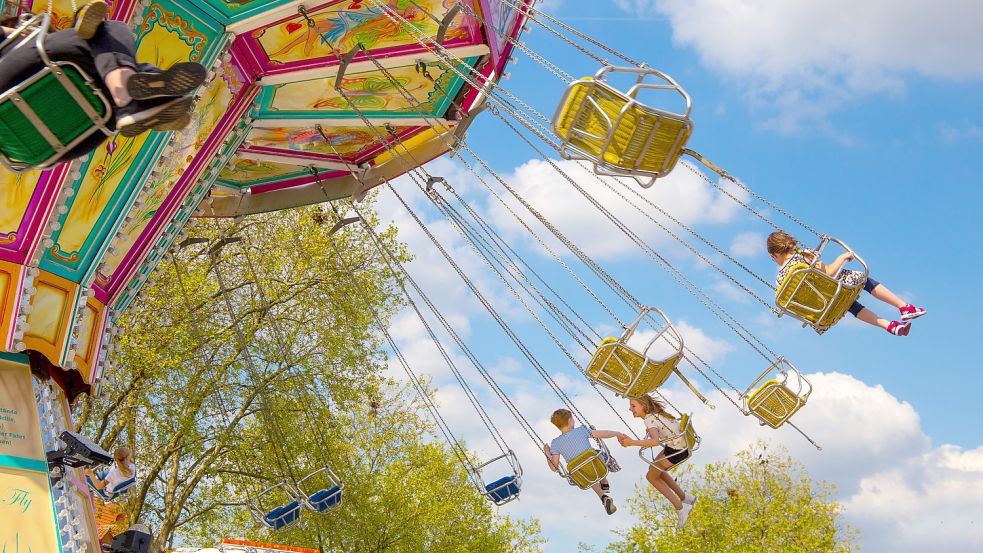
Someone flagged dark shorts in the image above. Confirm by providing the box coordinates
[662,446,690,466]
[848,276,880,316]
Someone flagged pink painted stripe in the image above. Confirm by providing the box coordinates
[249,169,347,195]
[0,164,69,265]
[95,84,261,303]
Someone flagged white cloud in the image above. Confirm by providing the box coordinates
[730,231,763,258]
[940,122,983,144]
[487,158,748,262]
[615,0,983,131]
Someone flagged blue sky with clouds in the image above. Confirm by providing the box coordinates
[370,0,983,550]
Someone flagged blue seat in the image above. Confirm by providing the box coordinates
[309,486,343,512]
[86,471,137,502]
[484,475,520,504]
[264,501,301,530]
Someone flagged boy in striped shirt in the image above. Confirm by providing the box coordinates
[543,408,624,515]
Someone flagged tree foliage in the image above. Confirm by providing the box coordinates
[75,201,542,552]
[604,442,858,553]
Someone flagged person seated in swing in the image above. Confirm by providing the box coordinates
[618,395,695,530]
[543,408,624,515]
[0,1,206,159]
[767,230,926,336]
[85,446,137,498]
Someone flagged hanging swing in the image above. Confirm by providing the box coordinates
[246,481,303,531]
[775,236,868,334]
[552,65,692,188]
[741,357,812,429]
[586,306,684,398]
[85,468,138,502]
[473,450,523,506]
[555,435,618,490]
[637,412,700,473]
[293,464,344,513]
[0,12,113,173]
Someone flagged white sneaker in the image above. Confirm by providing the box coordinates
[682,494,696,506]
[676,502,693,530]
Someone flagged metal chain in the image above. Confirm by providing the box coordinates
[499,0,644,68]
[351,203,546,450]
[612,174,776,290]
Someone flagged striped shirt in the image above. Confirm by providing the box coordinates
[549,426,592,464]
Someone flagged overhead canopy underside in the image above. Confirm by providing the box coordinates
[0,0,528,385]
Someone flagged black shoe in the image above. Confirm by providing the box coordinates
[74,1,108,40]
[126,62,207,100]
[601,494,617,515]
[116,95,193,137]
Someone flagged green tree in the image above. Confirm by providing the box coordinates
[604,442,858,553]
[75,201,541,551]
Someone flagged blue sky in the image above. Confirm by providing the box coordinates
[370,1,983,550]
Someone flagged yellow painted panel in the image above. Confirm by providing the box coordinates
[73,299,104,384]
[372,126,450,166]
[0,364,61,553]
[0,171,42,236]
[27,283,67,344]
[257,0,468,65]
[0,360,42,461]
[271,64,445,112]
[99,71,233,278]
[57,134,149,255]
[23,272,74,363]
[0,468,61,553]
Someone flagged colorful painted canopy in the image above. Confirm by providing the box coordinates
[0,0,528,394]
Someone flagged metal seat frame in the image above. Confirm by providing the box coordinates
[292,465,344,513]
[246,481,302,531]
[0,12,114,173]
[741,357,813,429]
[637,412,700,474]
[473,449,523,506]
[775,236,869,334]
[586,306,686,398]
[551,65,693,188]
[556,436,614,490]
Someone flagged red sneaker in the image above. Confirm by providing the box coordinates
[887,320,911,336]
[899,304,927,321]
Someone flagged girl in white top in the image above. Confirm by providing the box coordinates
[618,394,695,530]
[87,447,137,495]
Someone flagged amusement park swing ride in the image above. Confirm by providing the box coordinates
[0,0,874,550]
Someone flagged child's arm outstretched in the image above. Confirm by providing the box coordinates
[590,429,626,440]
[823,251,855,277]
[618,427,663,448]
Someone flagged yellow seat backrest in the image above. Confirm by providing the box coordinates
[776,263,864,332]
[678,414,699,452]
[746,380,804,428]
[586,338,679,397]
[566,449,608,490]
[555,78,692,177]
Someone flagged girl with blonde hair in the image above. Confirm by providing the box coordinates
[618,395,695,529]
[86,447,137,499]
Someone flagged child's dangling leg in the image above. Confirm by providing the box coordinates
[591,480,617,515]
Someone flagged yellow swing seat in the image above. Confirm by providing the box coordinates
[742,357,812,429]
[638,413,700,473]
[552,65,693,188]
[0,13,113,173]
[585,306,684,398]
[564,449,608,490]
[775,236,868,334]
